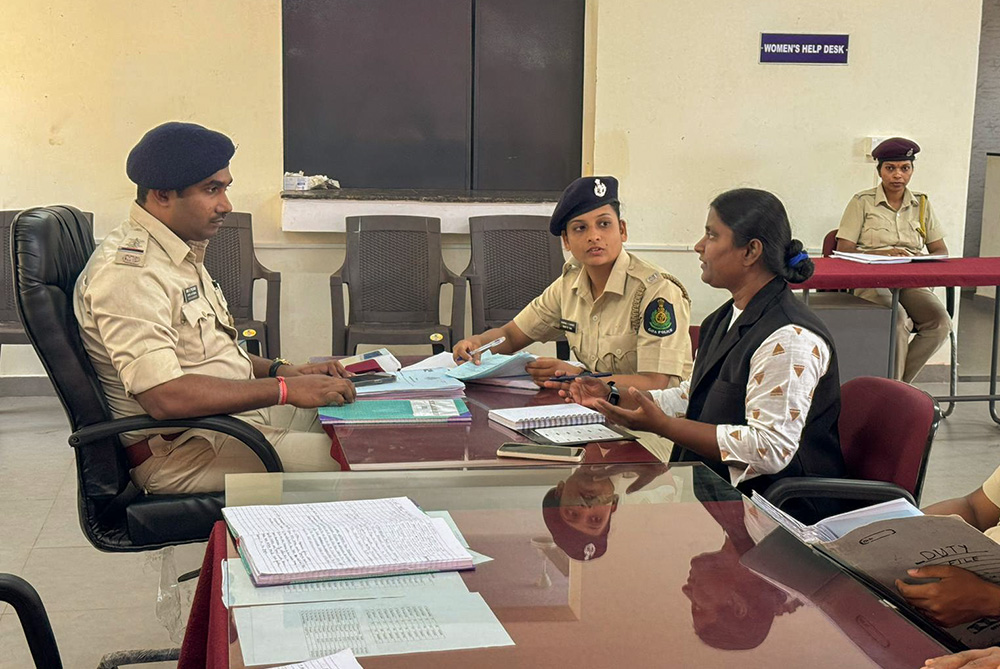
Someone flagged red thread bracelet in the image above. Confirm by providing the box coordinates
[276,376,288,405]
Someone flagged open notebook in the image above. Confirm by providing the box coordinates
[222,497,475,587]
[488,402,605,430]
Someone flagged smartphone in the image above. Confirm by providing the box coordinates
[496,442,586,463]
[351,372,396,387]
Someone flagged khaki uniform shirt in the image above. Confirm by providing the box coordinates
[979,465,1000,544]
[74,202,265,446]
[513,250,692,378]
[836,185,943,253]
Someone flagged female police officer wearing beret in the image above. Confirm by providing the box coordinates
[453,176,692,391]
[562,188,845,523]
[836,137,951,383]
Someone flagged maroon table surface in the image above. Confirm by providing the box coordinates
[326,374,659,470]
[179,464,952,669]
[795,256,1000,291]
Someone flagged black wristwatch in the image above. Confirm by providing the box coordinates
[606,381,621,406]
[268,357,292,378]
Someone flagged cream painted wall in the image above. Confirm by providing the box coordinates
[0,0,984,376]
[592,0,983,321]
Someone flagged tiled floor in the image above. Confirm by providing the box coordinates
[3,323,1000,666]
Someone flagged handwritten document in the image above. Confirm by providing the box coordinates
[235,592,514,666]
[222,498,474,586]
[826,515,1000,647]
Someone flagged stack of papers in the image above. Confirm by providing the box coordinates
[222,497,475,587]
[227,507,513,666]
[354,369,466,400]
[750,492,922,544]
[319,399,472,425]
[831,250,950,264]
[447,351,536,382]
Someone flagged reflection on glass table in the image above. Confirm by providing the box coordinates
[221,463,947,668]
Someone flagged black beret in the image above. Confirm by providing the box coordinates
[872,137,920,162]
[549,175,620,236]
[126,121,236,190]
[542,488,610,562]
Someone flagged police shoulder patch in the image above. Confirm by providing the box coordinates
[643,297,676,337]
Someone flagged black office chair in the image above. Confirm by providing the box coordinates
[1,210,56,360]
[0,574,62,668]
[203,212,281,357]
[463,215,570,360]
[11,206,283,551]
[330,215,465,355]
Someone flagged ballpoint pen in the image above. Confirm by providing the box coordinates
[548,372,613,382]
[467,336,506,358]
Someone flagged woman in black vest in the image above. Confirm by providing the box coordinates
[563,188,845,523]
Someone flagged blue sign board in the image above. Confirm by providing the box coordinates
[760,33,849,65]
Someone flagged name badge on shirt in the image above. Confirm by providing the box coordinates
[559,319,577,333]
[183,285,200,303]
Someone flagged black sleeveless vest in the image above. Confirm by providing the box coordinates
[671,277,845,523]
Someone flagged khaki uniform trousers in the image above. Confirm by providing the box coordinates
[131,405,340,494]
[854,287,951,383]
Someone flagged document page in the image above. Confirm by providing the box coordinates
[533,424,629,444]
[235,592,514,665]
[223,498,474,584]
[274,648,364,669]
[223,561,469,607]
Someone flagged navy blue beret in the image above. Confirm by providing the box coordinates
[542,488,609,562]
[126,121,236,190]
[872,137,920,162]
[549,175,620,236]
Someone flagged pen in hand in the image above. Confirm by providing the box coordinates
[463,336,506,363]
[548,372,613,383]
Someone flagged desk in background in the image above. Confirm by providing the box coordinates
[798,256,1000,422]
[177,464,949,668]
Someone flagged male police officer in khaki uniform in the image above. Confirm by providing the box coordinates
[836,137,950,383]
[453,176,691,392]
[74,121,356,495]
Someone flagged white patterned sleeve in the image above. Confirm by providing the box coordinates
[715,325,831,486]
[650,379,691,418]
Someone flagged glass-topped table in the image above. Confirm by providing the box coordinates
[215,464,947,668]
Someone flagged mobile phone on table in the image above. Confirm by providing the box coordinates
[496,442,586,463]
[350,372,396,387]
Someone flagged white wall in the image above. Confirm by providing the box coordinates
[592,0,983,320]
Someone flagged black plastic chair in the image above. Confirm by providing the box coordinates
[11,206,282,551]
[330,215,466,355]
[202,211,281,357]
[463,215,570,360]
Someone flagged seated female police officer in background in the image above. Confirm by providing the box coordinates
[836,137,951,383]
[563,188,846,524]
[452,176,692,390]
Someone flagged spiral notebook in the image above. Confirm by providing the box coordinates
[487,403,605,430]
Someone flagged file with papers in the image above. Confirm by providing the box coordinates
[222,497,475,587]
[318,399,471,425]
[447,351,536,382]
[751,492,1000,649]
